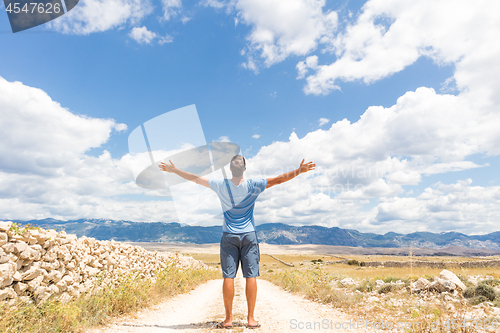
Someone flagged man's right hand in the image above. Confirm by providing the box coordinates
[159,160,177,173]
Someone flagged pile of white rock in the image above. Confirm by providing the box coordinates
[0,221,207,305]
[411,269,467,293]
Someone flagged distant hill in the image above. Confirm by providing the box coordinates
[7,218,500,251]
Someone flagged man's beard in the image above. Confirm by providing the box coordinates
[230,165,244,177]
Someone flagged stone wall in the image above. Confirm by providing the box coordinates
[362,260,500,268]
[324,259,500,268]
[0,221,207,305]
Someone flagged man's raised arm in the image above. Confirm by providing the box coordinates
[266,159,315,189]
[159,160,209,188]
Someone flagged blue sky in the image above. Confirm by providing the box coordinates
[1,0,500,235]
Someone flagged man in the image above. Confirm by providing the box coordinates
[159,155,315,329]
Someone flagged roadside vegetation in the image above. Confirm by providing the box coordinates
[0,263,218,333]
[261,254,500,333]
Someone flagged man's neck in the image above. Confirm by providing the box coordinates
[231,176,244,186]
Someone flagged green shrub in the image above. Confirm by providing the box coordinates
[355,279,373,293]
[347,259,359,266]
[383,277,399,284]
[469,295,488,306]
[378,284,395,294]
[480,279,500,287]
[463,284,496,301]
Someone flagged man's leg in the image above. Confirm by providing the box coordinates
[246,277,258,326]
[241,232,260,327]
[220,232,239,327]
[222,278,235,326]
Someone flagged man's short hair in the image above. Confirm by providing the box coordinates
[231,155,246,167]
[230,155,246,177]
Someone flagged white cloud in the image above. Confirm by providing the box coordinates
[0,76,179,222]
[161,0,182,21]
[318,117,329,126]
[228,0,338,68]
[216,136,230,142]
[129,26,157,44]
[241,83,500,233]
[201,0,227,10]
[300,0,500,96]
[252,134,260,139]
[129,27,173,45]
[372,179,500,234]
[48,0,153,34]
[0,77,125,176]
[2,73,500,233]
[158,34,174,45]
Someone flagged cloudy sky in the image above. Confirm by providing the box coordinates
[1,0,500,235]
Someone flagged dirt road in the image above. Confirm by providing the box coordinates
[87,271,372,333]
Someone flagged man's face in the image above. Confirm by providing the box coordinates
[230,157,245,177]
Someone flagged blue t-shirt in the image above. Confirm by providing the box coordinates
[209,178,267,234]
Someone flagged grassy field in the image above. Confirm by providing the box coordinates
[258,254,500,333]
[188,252,500,280]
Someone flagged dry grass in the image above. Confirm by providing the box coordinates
[261,265,357,309]
[260,254,500,333]
[0,263,219,333]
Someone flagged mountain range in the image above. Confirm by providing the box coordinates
[7,218,500,251]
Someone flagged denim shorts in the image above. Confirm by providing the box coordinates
[220,231,260,278]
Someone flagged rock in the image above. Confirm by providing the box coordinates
[13,271,22,282]
[67,285,80,298]
[23,234,38,245]
[27,275,44,290]
[367,296,380,302]
[28,230,49,243]
[395,280,405,287]
[0,287,16,300]
[13,282,28,295]
[85,265,100,276]
[375,280,385,288]
[44,270,63,283]
[20,247,41,261]
[18,296,32,304]
[1,243,15,253]
[21,263,45,281]
[0,221,13,232]
[0,233,7,246]
[61,274,74,286]
[490,307,500,316]
[428,277,456,293]
[0,262,15,280]
[0,252,11,264]
[13,241,28,254]
[412,277,430,291]
[58,292,72,304]
[438,269,467,291]
[47,284,59,294]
